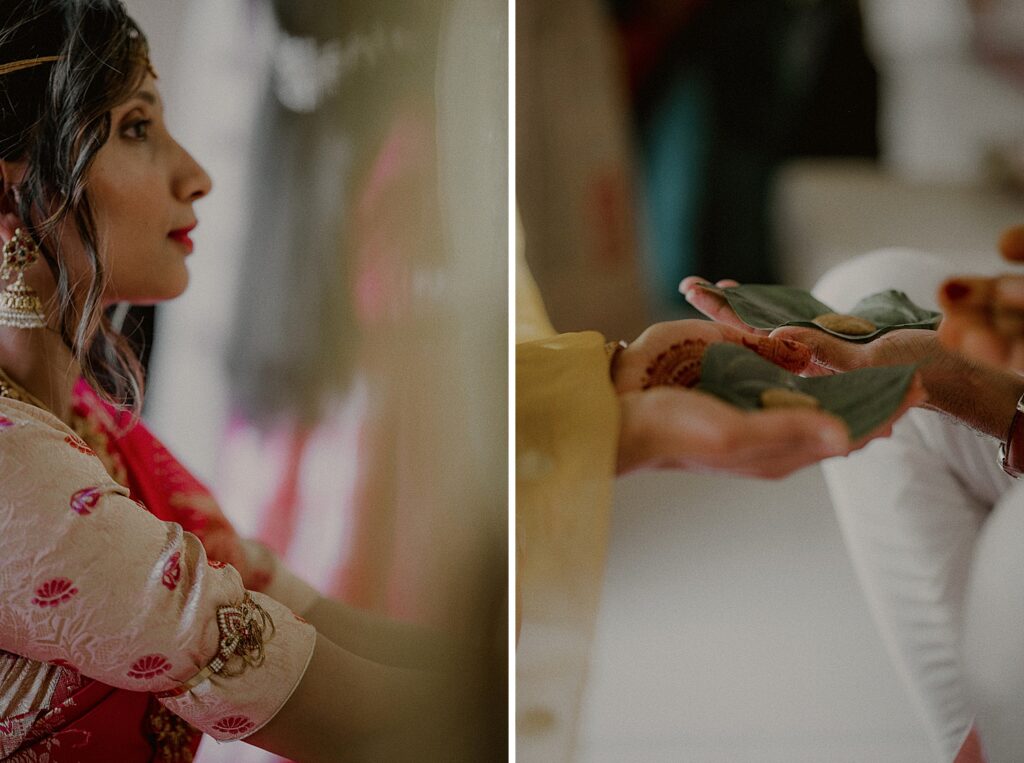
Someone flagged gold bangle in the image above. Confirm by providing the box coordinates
[605,340,628,381]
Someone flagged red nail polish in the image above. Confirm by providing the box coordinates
[944,281,970,301]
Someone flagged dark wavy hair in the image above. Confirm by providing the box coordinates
[0,0,150,414]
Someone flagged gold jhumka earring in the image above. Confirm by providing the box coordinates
[0,229,46,329]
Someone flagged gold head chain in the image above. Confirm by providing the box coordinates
[0,56,60,77]
[0,55,156,80]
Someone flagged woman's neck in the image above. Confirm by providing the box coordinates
[0,326,79,423]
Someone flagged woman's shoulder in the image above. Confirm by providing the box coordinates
[0,394,78,438]
[0,395,124,500]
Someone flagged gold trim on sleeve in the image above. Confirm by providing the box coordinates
[155,593,276,699]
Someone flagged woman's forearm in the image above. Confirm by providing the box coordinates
[302,596,471,672]
[247,632,458,761]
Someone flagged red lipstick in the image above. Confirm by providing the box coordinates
[168,223,196,254]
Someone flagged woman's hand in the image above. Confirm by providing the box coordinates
[611,318,926,477]
[617,385,893,477]
[612,318,812,393]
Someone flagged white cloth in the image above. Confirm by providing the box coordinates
[813,249,1018,762]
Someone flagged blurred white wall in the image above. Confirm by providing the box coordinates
[862,0,1024,183]
[123,0,266,483]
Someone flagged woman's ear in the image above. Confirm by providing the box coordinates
[0,160,28,238]
[0,159,28,215]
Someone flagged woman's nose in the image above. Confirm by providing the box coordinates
[174,143,212,203]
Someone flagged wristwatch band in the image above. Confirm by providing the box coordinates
[999,392,1024,478]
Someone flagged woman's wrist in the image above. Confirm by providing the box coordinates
[615,391,653,474]
[605,340,629,387]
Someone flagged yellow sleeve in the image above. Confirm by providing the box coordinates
[515,329,619,751]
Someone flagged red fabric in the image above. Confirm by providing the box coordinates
[954,725,987,763]
[75,380,249,572]
[14,683,171,762]
[11,382,260,761]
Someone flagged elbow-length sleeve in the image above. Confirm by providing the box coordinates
[0,400,317,741]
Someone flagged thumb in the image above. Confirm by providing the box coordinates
[770,325,863,372]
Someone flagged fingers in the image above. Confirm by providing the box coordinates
[678,276,769,335]
[714,409,850,479]
[730,330,812,374]
[621,380,923,479]
[938,274,1024,370]
[620,387,843,476]
[678,275,711,294]
[938,276,996,312]
[769,325,863,372]
[999,224,1024,262]
[745,408,849,458]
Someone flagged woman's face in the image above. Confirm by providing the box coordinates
[80,73,212,304]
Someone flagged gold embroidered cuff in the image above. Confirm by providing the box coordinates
[155,593,275,699]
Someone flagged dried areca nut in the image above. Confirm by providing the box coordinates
[812,312,876,335]
[759,387,821,410]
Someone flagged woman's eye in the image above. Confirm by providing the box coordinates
[122,119,151,141]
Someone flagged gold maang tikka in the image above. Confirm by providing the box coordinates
[0,229,46,329]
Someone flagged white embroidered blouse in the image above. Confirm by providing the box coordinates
[0,396,319,753]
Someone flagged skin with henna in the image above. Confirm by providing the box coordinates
[610,319,925,477]
[681,277,1022,442]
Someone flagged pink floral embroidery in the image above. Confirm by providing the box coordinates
[127,654,171,680]
[207,559,227,569]
[0,415,14,429]
[161,551,182,591]
[64,434,95,456]
[31,578,79,607]
[212,715,255,736]
[69,487,103,516]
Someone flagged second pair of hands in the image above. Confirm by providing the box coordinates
[638,272,1024,481]
[613,306,926,478]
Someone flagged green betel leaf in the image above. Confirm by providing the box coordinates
[699,284,833,329]
[848,289,941,328]
[699,284,941,343]
[696,343,917,441]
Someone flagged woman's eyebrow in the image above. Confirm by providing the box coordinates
[128,89,158,106]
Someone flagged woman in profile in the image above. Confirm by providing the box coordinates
[0,1,475,760]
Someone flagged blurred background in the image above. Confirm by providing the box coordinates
[122,0,507,759]
[517,0,1024,761]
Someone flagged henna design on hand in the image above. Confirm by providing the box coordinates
[642,339,707,389]
[741,335,808,373]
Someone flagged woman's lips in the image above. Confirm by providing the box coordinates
[168,224,196,254]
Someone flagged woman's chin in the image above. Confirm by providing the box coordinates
[105,271,189,305]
